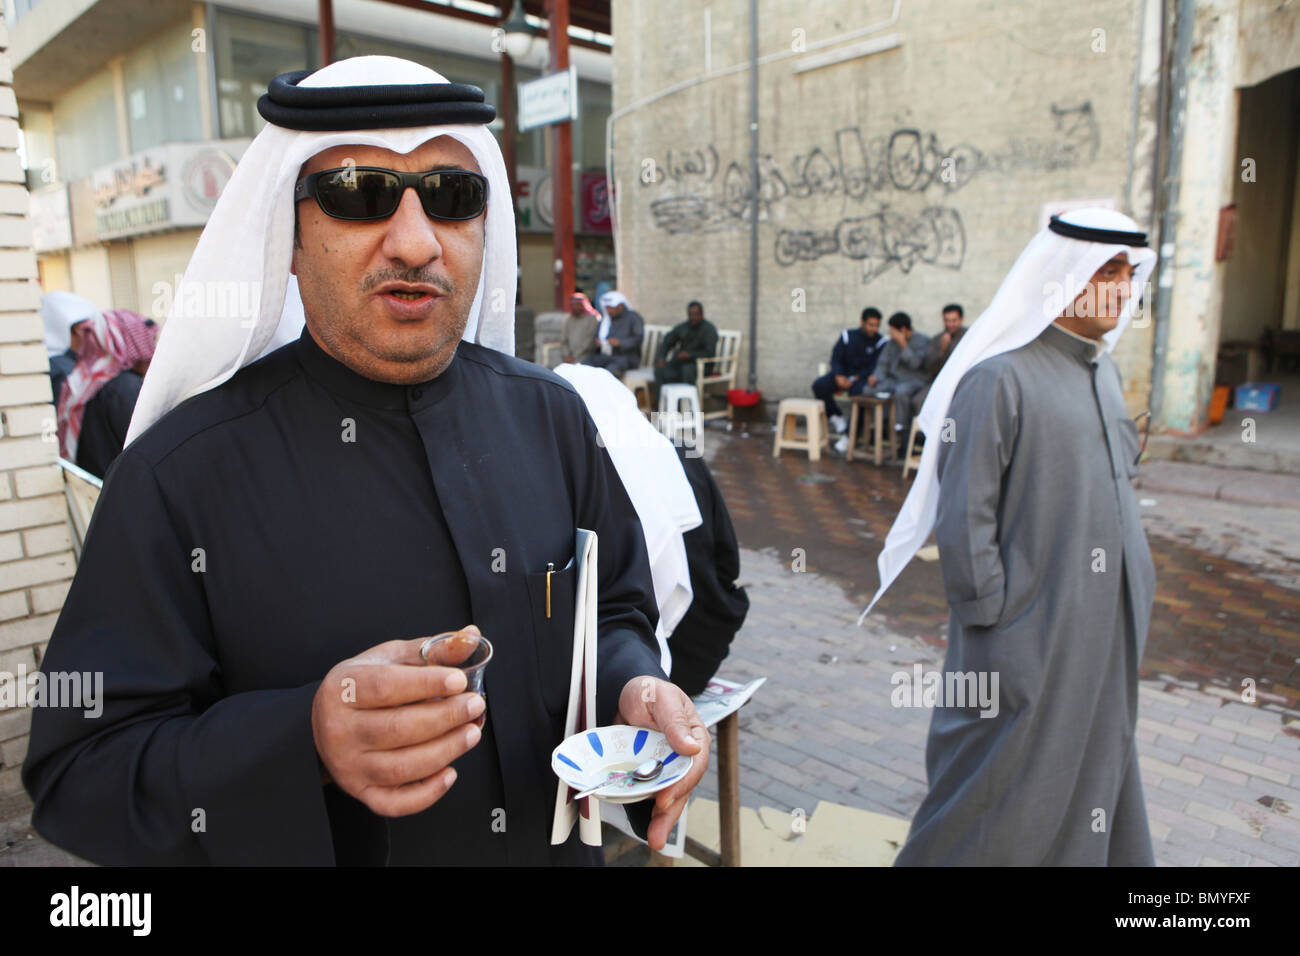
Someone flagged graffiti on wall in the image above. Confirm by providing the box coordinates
[773,206,966,283]
[638,103,1098,281]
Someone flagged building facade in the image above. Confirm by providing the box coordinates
[609,0,1300,432]
[9,0,616,322]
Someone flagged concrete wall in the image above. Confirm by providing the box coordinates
[0,22,78,798]
[1237,0,1300,89]
[610,0,1157,407]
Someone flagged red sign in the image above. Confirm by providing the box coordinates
[580,173,611,234]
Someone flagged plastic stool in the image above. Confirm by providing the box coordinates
[772,398,829,462]
[659,383,704,452]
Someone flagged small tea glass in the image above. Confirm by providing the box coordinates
[419,632,493,728]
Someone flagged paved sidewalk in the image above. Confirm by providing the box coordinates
[689,546,1300,866]
[688,424,1300,866]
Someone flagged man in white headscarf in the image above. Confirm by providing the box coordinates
[866,208,1159,866]
[584,290,645,375]
[24,57,708,866]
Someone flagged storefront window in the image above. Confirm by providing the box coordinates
[123,20,203,152]
[578,79,611,173]
[52,71,120,182]
[213,10,317,139]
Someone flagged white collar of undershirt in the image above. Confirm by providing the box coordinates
[1051,320,1104,359]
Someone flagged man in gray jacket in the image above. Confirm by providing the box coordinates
[868,312,930,448]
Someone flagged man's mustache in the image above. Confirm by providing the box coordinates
[361,269,455,296]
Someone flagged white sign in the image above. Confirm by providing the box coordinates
[89,139,250,241]
[514,165,553,233]
[518,67,577,132]
[30,185,72,253]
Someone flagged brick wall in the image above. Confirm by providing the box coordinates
[0,21,76,797]
[611,0,1160,411]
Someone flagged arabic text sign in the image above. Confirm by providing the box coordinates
[518,67,577,132]
[89,140,250,240]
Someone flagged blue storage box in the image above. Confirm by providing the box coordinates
[1234,383,1280,412]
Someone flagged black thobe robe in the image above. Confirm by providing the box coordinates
[75,369,144,479]
[666,448,749,697]
[23,328,664,866]
[48,348,76,410]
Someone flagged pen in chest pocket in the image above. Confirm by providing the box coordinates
[546,562,554,618]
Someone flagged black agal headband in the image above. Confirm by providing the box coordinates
[1048,214,1148,247]
[256,69,497,131]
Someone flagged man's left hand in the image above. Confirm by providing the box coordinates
[616,676,710,851]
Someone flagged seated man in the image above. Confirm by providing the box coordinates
[815,307,885,441]
[653,300,718,405]
[912,302,966,417]
[582,291,644,376]
[561,292,600,365]
[869,312,931,452]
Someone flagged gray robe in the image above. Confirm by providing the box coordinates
[894,322,1156,866]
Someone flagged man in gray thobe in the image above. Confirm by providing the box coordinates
[883,210,1158,866]
[583,291,645,376]
[869,311,930,445]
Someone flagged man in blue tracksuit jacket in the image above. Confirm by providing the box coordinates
[812,307,887,434]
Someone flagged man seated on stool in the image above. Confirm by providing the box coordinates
[868,312,931,458]
[913,303,966,412]
[560,292,601,365]
[653,301,718,407]
[815,308,886,452]
[583,291,645,377]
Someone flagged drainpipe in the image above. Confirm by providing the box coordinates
[1149,0,1195,429]
[747,0,758,390]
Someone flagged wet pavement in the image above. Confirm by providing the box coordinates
[702,422,1300,710]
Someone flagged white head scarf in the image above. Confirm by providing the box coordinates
[41,291,100,357]
[554,363,702,675]
[126,56,516,445]
[597,290,628,345]
[862,208,1157,622]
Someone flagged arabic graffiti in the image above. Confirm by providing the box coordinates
[773,206,966,283]
[641,145,721,185]
[641,103,1099,242]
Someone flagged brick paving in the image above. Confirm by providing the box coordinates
[690,422,1300,866]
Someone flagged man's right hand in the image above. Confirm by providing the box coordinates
[868,374,878,387]
[834,375,852,390]
[311,627,485,817]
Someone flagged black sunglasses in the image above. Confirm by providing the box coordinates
[294,166,489,222]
